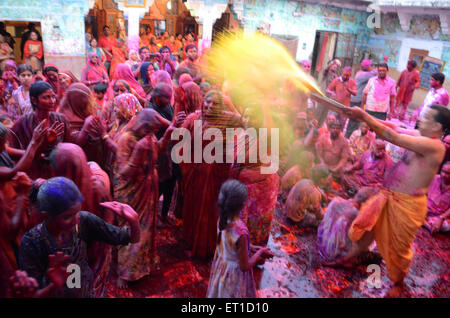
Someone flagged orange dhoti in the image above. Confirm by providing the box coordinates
[348,188,427,283]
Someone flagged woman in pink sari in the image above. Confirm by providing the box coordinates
[150,70,174,104]
[107,63,146,105]
[81,52,109,89]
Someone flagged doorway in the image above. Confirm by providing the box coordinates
[311,30,356,81]
[2,21,44,72]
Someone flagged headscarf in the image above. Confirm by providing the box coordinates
[49,143,94,212]
[58,83,94,131]
[82,52,108,83]
[126,49,141,68]
[110,93,142,139]
[4,60,17,72]
[37,176,82,216]
[361,59,372,71]
[43,63,60,97]
[140,62,152,85]
[150,70,174,104]
[177,81,202,114]
[59,70,79,84]
[107,63,146,100]
[150,70,172,89]
[179,73,193,86]
[127,108,170,135]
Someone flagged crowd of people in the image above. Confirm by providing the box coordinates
[0,23,449,298]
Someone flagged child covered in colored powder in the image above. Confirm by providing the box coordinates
[93,83,108,117]
[207,180,273,298]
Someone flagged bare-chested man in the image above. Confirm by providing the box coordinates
[340,104,449,297]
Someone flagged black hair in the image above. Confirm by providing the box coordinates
[103,25,110,31]
[30,81,53,110]
[329,120,342,129]
[43,65,58,74]
[185,44,196,53]
[217,180,248,236]
[431,72,445,85]
[17,63,33,76]
[89,37,97,45]
[174,67,192,82]
[93,82,107,94]
[377,63,389,71]
[407,60,417,68]
[139,46,150,55]
[311,164,330,184]
[113,79,130,92]
[430,104,450,132]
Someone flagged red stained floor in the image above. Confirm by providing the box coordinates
[104,204,450,298]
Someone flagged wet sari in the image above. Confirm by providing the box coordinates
[113,109,164,281]
[180,92,244,258]
[50,142,113,297]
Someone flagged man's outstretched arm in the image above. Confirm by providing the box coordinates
[344,108,442,157]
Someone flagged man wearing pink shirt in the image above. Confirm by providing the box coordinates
[361,63,396,121]
[413,72,449,124]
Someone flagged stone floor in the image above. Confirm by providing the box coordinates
[104,202,450,298]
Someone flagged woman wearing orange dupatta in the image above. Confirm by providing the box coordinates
[109,39,128,78]
[179,90,245,259]
[113,108,175,287]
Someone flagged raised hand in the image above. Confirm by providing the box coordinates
[47,252,70,289]
[31,119,49,146]
[174,111,186,128]
[46,121,65,144]
[8,270,39,298]
[100,201,138,223]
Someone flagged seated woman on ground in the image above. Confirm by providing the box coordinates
[317,186,381,267]
[284,164,330,228]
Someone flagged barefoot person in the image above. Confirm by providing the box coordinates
[340,104,450,297]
